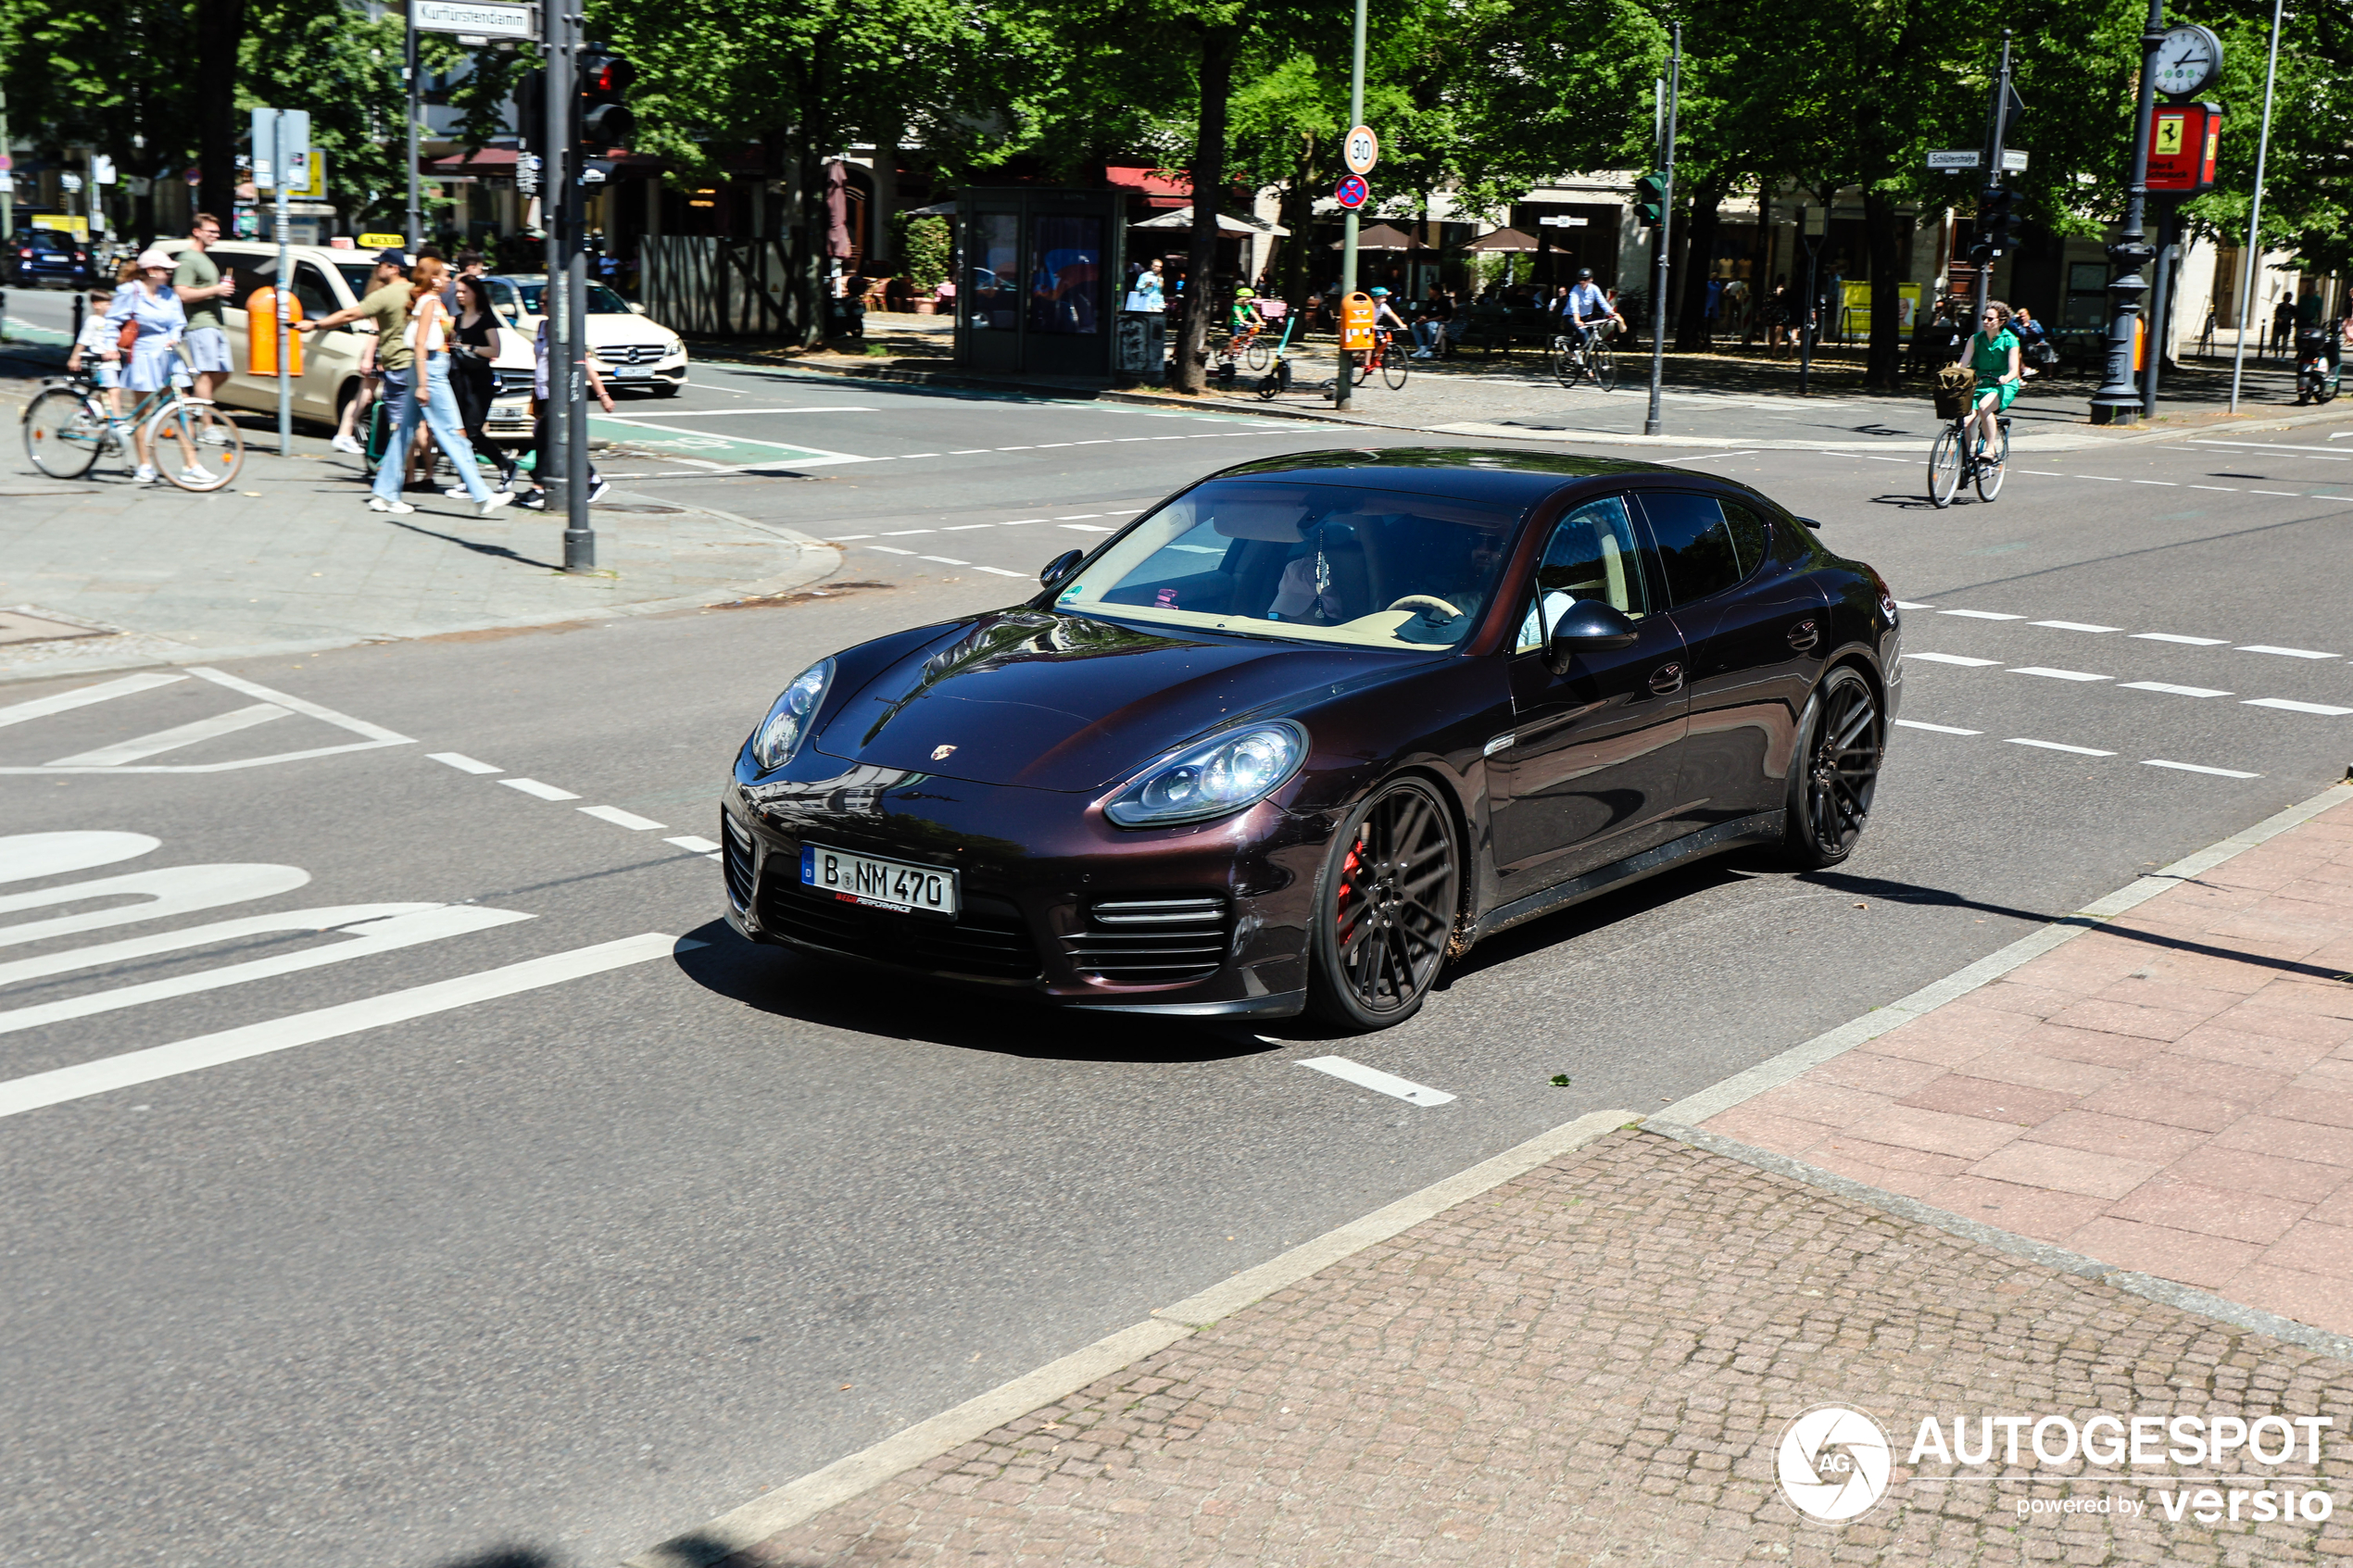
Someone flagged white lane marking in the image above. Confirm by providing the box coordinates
[1151,436,1188,441]
[2008,667,2110,683]
[2032,621,2120,633]
[881,529,935,536]
[0,902,434,986]
[919,556,971,565]
[607,407,878,416]
[2237,645,2340,659]
[869,546,916,556]
[2192,440,2353,456]
[1036,443,1074,448]
[996,445,1034,450]
[3,665,414,776]
[0,905,533,1035]
[1939,609,2024,621]
[1894,600,1934,609]
[0,672,185,731]
[428,751,502,774]
[663,835,721,854]
[1055,514,1101,520]
[897,453,942,458]
[976,567,1027,578]
[2133,633,2228,646]
[1000,518,1050,524]
[0,933,697,1121]
[2252,490,2299,496]
[0,832,158,885]
[1894,720,1982,734]
[593,420,875,464]
[950,449,990,455]
[2131,480,2179,486]
[0,862,311,948]
[831,534,873,541]
[580,805,667,832]
[2244,697,2353,716]
[2120,682,2233,697]
[2144,759,2262,779]
[1060,523,1114,533]
[44,702,290,767]
[2006,738,2116,756]
[1299,1055,1456,1108]
[943,524,997,531]
[2189,484,2240,492]
[1903,652,2000,667]
[501,777,580,801]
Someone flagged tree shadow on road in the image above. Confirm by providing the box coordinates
[670,919,1278,1064]
[424,1549,561,1568]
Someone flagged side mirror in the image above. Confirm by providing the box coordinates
[629,301,648,314]
[1039,548,1085,590]
[1546,600,1639,671]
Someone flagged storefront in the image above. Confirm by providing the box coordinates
[956,187,1124,383]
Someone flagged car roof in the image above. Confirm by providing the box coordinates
[1216,445,1667,504]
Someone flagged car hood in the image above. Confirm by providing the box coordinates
[813,609,1408,791]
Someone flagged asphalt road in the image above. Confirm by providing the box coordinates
[5,354,2352,1568]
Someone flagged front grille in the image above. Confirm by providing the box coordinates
[758,870,1041,982]
[1064,896,1229,985]
[605,342,669,365]
[722,812,756,909]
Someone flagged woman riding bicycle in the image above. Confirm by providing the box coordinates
[1966,301,2023,458]
[105,247,208,487]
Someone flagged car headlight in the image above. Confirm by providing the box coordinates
[1104,721,1306,828]
[749,659,833,771]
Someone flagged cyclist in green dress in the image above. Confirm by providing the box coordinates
[1965,301,2023,458]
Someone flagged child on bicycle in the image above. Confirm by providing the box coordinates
[67,287,126,422]
[1965,300,2023,458]
[1225,287,1265,365]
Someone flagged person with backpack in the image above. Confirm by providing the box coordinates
[1963,300,2023,457]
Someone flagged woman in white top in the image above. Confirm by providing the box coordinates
[104,247,207,486]
[368,256,512,516]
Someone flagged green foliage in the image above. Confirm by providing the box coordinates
[898,213,952,294]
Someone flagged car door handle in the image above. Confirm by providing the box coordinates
[1787,618,1820,651]
[1648,662,1685,696]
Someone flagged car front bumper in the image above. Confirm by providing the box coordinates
[720,752,1325,1017]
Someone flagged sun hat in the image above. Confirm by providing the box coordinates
[134,247,176,271]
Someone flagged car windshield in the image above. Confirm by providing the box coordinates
[1053,478,1527,649]
[334,262,378,298]
[498,279,635,316]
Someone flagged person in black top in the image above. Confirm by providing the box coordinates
[447,273,515,493]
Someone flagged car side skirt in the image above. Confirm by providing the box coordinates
[1470,809,1786,943]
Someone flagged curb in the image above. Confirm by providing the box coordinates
[0,500,842,687]
[620,1106,1640,1568]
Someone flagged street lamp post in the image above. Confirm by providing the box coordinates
[405,0,422,250]
[1643,22,1679,437]
[2091,0,2168,426]
[2229,0,2285,413]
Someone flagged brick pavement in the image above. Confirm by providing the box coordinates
[1698,793,2353,1342]
[703,1130,2353,1567]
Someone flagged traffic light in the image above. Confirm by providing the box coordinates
[515,68,547,156]
[1979,185,2015,257]
[1634,172,1667,229]
[577,47,636,151]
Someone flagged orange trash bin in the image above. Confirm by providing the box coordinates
[245,287,306,376]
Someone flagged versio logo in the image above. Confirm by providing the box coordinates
[1778,1404,1894,1523]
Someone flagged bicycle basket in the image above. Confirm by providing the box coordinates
[1933,363,1976,420]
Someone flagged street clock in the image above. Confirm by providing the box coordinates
[2152,23,2222,97]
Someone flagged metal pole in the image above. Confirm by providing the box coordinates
[275,144,293,453]
[1334,0,1365,411]
[560,6,595,571]
[2229,0,2284,412]
[405,2,422,249]
[2092,0,2166,424]
[1644,22,1679,436]
[1798,211,1814,396]
[541,0,571,527]
[2144,207,2175,415]
[1974,33,2014,336]
[0,78,13,243]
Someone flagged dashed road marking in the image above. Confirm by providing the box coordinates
[2133,633,2229,646]
[1904,652,2000,667]
[976,566,1027,578]
[500,777,580,801]
[579,805,667,832]
[869,546,916,556]
[1894,720,1982,734]
[2120,682,2233,698]
[2144,759,2262,778]
[2007,738,2117,756]
[1299,1055,1456,1108]
[2032,621,2120,633]
[2237,645,2340,659]
[1940,609,2025,621]
[918,555,970,565]
[429,752,502,774]
[2244,697,2353,716]
[2009,667,2109,683]
[664,835,722,854]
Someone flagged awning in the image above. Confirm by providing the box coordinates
[1329,222,1422,251]
[902,199,957,217]
[1130,206,1290,237]
[1462,226,1540,252]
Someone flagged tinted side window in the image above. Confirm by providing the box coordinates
[1641,492,1745,605]
[1515,495,1652,652]
[1721,501,1770,573]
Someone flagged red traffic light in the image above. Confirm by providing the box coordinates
[586,57,635,94]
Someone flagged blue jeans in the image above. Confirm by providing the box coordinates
[373,355,495,504]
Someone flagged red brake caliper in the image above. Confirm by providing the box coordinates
[1337,835,1363,929]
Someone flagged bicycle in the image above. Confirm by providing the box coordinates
[1549,320,1619,391]
[1253,309,1301,400]
[1229,326,1269,370]
[21,367,245,491]
[1927,407,2009,507]
[1351,326,1409,390]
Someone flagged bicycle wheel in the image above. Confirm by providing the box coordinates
[1591,342,1619,392]
[1244,338,1270,370]
[1382,347,1409,390]
[1928,427,1964,508]
[1351,353,1372,387]
[22,387,106,479]
[147,400,243,492]
[1974,421,2009,502]
[1548,337,1579,389]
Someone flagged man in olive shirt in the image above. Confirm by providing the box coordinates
[298,249,414,468]
[171,212,239,421]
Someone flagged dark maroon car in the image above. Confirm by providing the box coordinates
[723,448,1900,1031]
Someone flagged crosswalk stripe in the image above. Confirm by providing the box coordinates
[0,671,185,731]
[45,702,291,767]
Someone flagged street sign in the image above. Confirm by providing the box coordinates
[414,0,535,36]
[2146,102,2221,194]
[1335,175,1368,210]
[2002,149,2030,172]
[1343,125,1378,176]
[250,107,312,191]
[1537,215,1589,228]
[91,156,116,185]
[1926,150,1981,169]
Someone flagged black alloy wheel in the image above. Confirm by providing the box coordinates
[1310,776,1461,1030]
[1783,665,1881,869]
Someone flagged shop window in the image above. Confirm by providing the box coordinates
[970,214,1018,332]
[1028,216,1102,335]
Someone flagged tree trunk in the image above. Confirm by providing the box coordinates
[1280,132,1317,319]
[1172,27,1236,395]
[1674,174,1727,353]
[1863,189,1903,389]
[195,0,245,222]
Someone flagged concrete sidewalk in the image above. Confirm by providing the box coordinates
[0,441,837,684]
[630,790,2353,1568]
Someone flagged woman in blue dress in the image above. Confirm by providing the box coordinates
[105,247,208,485]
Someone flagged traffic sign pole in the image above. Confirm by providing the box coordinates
[2093,0,2168,425]
[1644,22,1678,436]
[1335,0,1366,411]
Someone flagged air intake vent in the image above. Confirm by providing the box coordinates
[1065,896,1229,985]
[758,873,1041,982]
[722,812,756,909]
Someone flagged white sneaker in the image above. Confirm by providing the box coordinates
[331,433,363,454]
[132,463,157,485]
[199,426,229,446]
[367,495,415,514]
[181,464,218,485]
[478,490,516,516]
[444,484,474,498]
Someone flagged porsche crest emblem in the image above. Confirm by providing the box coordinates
[932,744,958,760]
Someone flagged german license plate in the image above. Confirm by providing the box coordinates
[608,364,651,379]
[801,844,959,918]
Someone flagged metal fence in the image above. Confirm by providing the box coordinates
[639,235,798,338]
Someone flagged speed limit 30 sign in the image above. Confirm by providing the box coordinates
[1344,125,1378,176]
